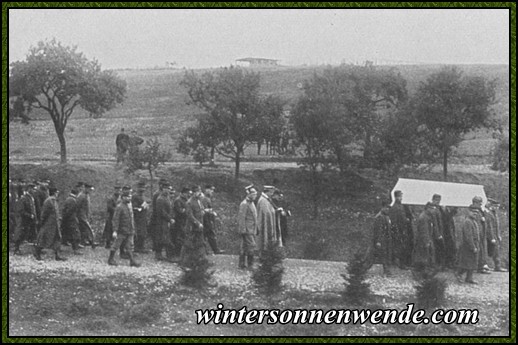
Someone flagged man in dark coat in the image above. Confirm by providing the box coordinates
[485,199,506,272]
[413,203,436,274]
[441,206,458,269]
[149,179,167,257]
[429,194,445,269]
[172,187,190,257]
[201,185,224,254]
[468,198,491,275]
[9,179,20,243]
[388,190,413,269]
[365,197,394,276]
[132,181,150,253]
[455,197,482,284]
[34,187,67,261]
[116,128,130,163]
[108,190,141,267]
[103,185,122,249]
[61,188,82,255]
[13,183,37,255]
[181,185,207,265]
[154,183,176,261]
[77,183,97,249]
[271,189,292,247]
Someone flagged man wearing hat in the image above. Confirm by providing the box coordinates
[77,183,97,248]
[484,198,506,272]
[256,185,279,253]
[388,190,413,269]
[133,181,150,254]
[34,187,67,261]
[201,184,224,255]
[172,187,191,257]
[103,185,122,249]
[237,185,258,269]
[149,178,168,256]
[61,187,82,255]
[13,182,38,255]
[153,182,176,261]
[455,196,483,284]
[108,188,141,267]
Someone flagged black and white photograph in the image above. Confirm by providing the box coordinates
[7,7,511,338]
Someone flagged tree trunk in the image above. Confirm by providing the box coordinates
[57,129,67,164]
[311,166,319,219]
[442,148,448,181]
[210,146,215,166]
[257,141,262,155]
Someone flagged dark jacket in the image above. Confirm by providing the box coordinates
[372,209,393,265]
[132,193,148,235]
[173,195,189,233]
[76,192,91,222]
[457,209,480,270]
[61,194,80,241]
[155,194,174,244]
[103,194,120,239]
[186,196,204,234]
[413,207,435,266]
[112,202,135,236]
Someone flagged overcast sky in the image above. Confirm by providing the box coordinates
[9,8,509,69]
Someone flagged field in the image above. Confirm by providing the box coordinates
[8,64,509,162]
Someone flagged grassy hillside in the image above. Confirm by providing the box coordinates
[9,64,508,162]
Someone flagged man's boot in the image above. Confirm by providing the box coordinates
[33,245,43,261]
[55,250,67,261]
[238,254,246,269]
[128,252,141,267]
[108,250,118,266]
[247,255,254,268]
[465,270,477,284]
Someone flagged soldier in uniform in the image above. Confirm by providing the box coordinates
[201,185,224,255]
[61,187,82,255]
[468,197,492,275]
[149,179,167,260]
[182,185,207,265]
[455,196,482,284]
[77,183,97,249]
[429,194,445,270]
[388,190,413,269]
[485,198,506,272]
[9,179,20,242]
[237,185,258,269]
[154,182,176,261]
[34,187,67,261]
[271,189,291,247]
[172,187,191,257]
[13,182,37,255]
[108,189,141,267]
[133,181,150,254]
[256,185,278,254]
[368,197,394,276]
[413,202,437,277]
[103,185,122,249]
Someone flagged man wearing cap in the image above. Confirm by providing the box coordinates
[237,185,258,269]
[172,187,191,257]
[455,196,482,284]
[103,185,122,249]
[413,202,437,276]
[256,185,279,253]
[429,194,446,270]
[77,183,97,249]
[388,190,413,269]
[34,187,67,261]
[154,183,176,261]
[61,187,82,255]
[201,185,224,255]
[368,197,394,276]
[108,189,141,267]
[182,185,208,264]
[13,182,38,255]
[468,196,491,275]
[133,181,150,254]
[484,199,505,272]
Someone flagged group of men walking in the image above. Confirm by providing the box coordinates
[371,190,505,284]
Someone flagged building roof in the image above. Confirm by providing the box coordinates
[236,57,279,62]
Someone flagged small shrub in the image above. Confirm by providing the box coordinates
[415,275,448,311]
[252,241,285,296]
[341,251,371,305]
[123,300,162,326]
[179,238,215,290]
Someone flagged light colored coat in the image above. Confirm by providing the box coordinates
[256,193,277,251]
[237,199,257,235]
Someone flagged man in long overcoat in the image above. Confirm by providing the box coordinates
[485,199,505,272]
[61,188,82,255]
[371,198,394,276]
[388,190,413,269]
[103,185,121,249]
[429,194,445,269]
[201,185,224,254]
[172,187,190,257]
[149,179,167,258]
[181,185,207,265]
[34,187,67,261]
[413,203,436,271]
[468,198,491,274]
[237,185,258,269]
[13,183,37,255]
[455,197,482,284]
[132,181,149,253]
[108,189,141,267]
[77,183,96,248]
[256,185,278,254]
[154,184,176,261]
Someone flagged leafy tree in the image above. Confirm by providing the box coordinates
[177,113,223,166]
[341,251,372,306]
[252,241,285,297]
[9,39,127,163]
[126,138,171,193]
[180,67,264,179]
[414,66,496,180]
[253,95,286,155]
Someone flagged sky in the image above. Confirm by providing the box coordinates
[8,8,509,69]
